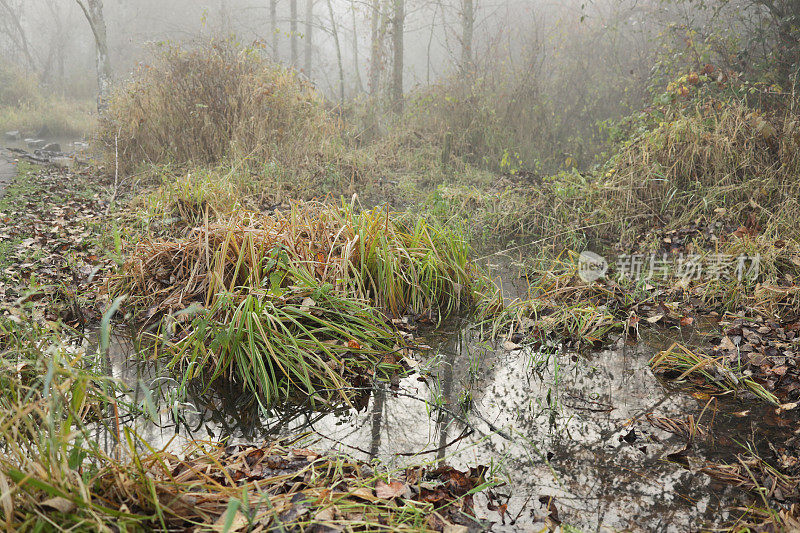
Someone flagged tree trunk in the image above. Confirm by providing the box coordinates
[0,0,37,72]
[390,0,404,113]
[368,0,382,94]
[220,0,230,34]
[426,3,438,84]
[461,0,474,73]
[304,0,314,73]
[351,0,364,93]
[76,0,112,115]
[290,0,298,65]
[325,0,345,102]
[43,0,67,90]
[270,0,279,59]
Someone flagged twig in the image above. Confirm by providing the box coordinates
[394,428,474,457]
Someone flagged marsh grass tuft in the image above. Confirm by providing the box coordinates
[650,343,778,404]
[478,253,625,345]
[601,99,800,242]
[113,201,483,404]
[116,201,478,321]
[168,285,402,406]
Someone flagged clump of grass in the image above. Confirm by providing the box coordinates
[136,167,245,229]
[347,204,477,318]
[478,252,626,345]
[650,343,778,404]
[116,202,479,320]
[602,98,800,240]
[113,202,483,403]
[167,282,402,406]
[485,297,620,345]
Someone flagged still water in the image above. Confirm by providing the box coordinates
[102,318,786,532]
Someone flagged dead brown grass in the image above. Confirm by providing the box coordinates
[603,100,800,238]
[101,41,365,198]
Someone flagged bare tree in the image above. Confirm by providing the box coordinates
[42,0,69,89]
[368,0,384,94]
[76,0,112,114]
[304,0,314,73]
[0,0,37,71]
[325,0,345,102]
[290,0,298,64]
[270,0,279,59]
[425,2,438,84]
[351,0,364,93]
[390,0,404,112]
[461,0,474,72]
[219,0,230,34]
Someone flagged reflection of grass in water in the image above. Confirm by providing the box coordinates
[0,318,499,531]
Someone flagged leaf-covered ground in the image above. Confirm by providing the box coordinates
[0,160,115,326]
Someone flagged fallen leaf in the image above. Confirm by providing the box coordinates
[213,510,248,532]
[41,497,76,514]
[502,340,521,351]
[347,339,362,350]
[300,297,316,312]
[376,480,409,500]
[349,487,377,501]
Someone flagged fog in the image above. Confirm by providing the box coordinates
[0,0,709,100]
[0,0,784,170]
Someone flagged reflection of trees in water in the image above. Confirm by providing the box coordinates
[369,385,385,457]
[434,327,456,463]
[104,325,741,531]
[457,345,732,531]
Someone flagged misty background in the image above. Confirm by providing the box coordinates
[0,0,791,173]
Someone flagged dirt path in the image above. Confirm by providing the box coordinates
[0,149,17,199]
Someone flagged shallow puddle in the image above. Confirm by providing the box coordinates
[101,317,797,532]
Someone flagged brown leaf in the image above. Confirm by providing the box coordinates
[349,487,377,501]
[376,480,410,500]
[645,314,664,324]
[502,340,521,351]
[41,497,76,514]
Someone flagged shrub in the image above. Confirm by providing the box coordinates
[103,42,352,189]
[0,62,38,107]
[603,98,800,237]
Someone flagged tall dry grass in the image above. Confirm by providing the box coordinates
[603,99,800,237]
[116,201,478,321]
[103,42,365,197]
